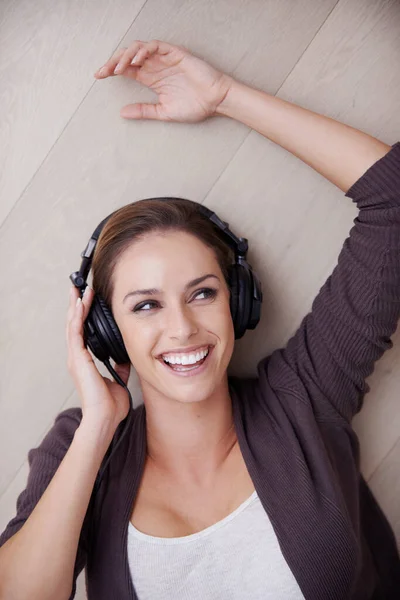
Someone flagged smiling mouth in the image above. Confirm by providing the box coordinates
[158,346,213,373]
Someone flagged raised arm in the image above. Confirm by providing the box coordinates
[217,80,399,423]
[95,41,399,422]
[95,39,391,188]
[216,79,391,192]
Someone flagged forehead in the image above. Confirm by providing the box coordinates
[112,230,220,291]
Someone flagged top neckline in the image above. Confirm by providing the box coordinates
[128,489,258,545]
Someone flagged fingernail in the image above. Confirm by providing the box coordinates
[76,297,82,308]
[83,285,91,297]
[114,63,122,74]
[98,66,107,76]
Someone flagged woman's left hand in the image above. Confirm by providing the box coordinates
[94,39,234,123]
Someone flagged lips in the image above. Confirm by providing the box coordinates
[157,344,212,360]
[157,345,214,378]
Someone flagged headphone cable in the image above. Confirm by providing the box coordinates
[92,359,134,497]
[87,359,134,547]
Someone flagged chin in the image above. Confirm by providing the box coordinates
[169,372,228,403]
[138,346,231,403]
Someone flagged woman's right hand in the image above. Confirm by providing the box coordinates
[66,285,131,432]
[94,39,235,123]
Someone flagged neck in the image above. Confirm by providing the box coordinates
[142,375,237,486]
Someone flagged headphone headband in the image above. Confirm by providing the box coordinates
[70,199,251,293]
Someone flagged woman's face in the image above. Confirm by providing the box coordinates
[111,230,235,405]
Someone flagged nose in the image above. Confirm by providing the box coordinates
[165,302,199,341]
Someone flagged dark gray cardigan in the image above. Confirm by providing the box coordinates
[2,143,400,599]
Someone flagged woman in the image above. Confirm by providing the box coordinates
[0,40,399,600]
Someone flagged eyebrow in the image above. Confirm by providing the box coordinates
[123,274,220,304]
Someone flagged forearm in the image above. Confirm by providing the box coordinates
[216,79,391,193]
[0,420,115,600]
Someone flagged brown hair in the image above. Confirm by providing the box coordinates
[91,197,235,307]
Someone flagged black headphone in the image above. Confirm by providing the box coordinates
[70,197,262,361]
[69,197,263,503]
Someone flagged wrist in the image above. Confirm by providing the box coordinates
[77,417,117,448]
[215,77,246,118]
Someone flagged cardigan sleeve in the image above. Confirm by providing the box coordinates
[0,407,89,600]
[264,142,400,423]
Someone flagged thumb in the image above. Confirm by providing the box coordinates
[121,103,167,120]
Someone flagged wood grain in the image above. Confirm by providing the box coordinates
[1,0,399,596]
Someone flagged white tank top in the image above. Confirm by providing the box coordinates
[127,490,306,599]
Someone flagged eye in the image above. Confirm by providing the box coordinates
[194,287,217,301]
[132,300,158,313]
[132,287,217,313]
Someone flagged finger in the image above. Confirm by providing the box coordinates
[67,295,86,353]
[66,286,94,352]
[94,47,126,79]
[113,41,145,75]
[81,285,94,320]
[67,285,81,324]
[148,39,181,56]
[114,39,164,74]
[120,102,167,121]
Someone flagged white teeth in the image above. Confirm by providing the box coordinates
[163,347,209,365]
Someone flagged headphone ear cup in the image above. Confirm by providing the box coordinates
[228,263,253,340]
[83,295,130,365]
[97,297,130,364]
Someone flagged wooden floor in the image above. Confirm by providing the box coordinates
[1,1,399,597]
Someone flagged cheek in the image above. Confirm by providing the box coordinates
[116,319,153,361]
[218,298,235,330]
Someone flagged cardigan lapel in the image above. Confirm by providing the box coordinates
[87,404,147,599]
[89,375,360,599]
[229,374,360,600]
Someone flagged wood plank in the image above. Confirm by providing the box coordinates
[0,0,147,227]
